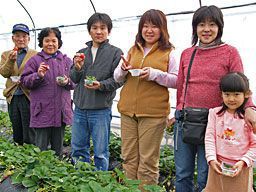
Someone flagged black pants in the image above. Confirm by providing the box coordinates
[8,95,35,145]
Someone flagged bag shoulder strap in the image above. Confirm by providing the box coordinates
[182,48,197,109]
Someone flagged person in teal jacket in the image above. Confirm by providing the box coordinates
[70,12,123,170]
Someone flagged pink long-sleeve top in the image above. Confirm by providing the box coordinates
[114,47,178,88]
[205,107,256,167]
[176,44,246,110]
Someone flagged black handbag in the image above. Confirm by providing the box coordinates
[182,107,209,145]
[181,48,209,145]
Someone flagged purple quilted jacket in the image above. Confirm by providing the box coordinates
[21,50,75,128]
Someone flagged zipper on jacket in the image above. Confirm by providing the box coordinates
[135,55,146,114]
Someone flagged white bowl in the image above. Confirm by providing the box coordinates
[10,76,20,83]
[128,69,143,77]
[56,76,65,83]
[84,79,94,85]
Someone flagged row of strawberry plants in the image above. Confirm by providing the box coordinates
[0,137,165,192]
[0,111,165,191]
[2,110,254,191]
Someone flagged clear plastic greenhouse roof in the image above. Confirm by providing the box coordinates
[1,0,256,34]
[0,0,256,107]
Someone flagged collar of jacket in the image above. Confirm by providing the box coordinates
[17,47,28,54]
[197,42,226,50]
[85,39,109,49]
[38,50,63,60]
[136,41,159,54]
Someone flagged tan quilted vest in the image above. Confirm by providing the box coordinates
[118,43,171,117]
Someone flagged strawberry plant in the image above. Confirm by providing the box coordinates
[0,136,165,191]
[109,132,122,170]
[0,111,12,141]
[0,111,12,128]
[2,109,255,191]
[86,76,96,81]
[158,145,175,191]
[85,76,97,86]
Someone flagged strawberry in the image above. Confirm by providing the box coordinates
[13,47,18,51]
[79,53,85,59]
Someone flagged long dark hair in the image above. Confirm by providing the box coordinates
[192,5,224,46]
[217,72,251,118]
[135,9,174,50]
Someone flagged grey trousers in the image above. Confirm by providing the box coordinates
[34,124,65,157]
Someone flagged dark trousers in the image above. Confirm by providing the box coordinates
[34,124,65,157]
[7,95,35,145]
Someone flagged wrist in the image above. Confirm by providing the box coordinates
[74,65,81,71]
[36,73,43,79]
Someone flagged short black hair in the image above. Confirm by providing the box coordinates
[217,72,250,118]
[38,27,63,48]
[192,5,224,46]
[87,13,112,33]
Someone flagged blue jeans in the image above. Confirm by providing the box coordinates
[174,110,208,192]
[71,107,112,171]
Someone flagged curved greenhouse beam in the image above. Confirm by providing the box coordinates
[89,0,97,13]
[0,1,255,35]
[17,0,37,49]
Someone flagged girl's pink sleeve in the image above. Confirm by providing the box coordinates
[241,127,256,167]
[147,50,178,88]
[205,108,218,163]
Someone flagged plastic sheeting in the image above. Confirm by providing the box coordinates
[0,0,256,114]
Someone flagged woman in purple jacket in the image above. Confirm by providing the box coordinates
[21,27,75,156]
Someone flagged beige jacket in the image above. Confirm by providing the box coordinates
[0,49,37,103]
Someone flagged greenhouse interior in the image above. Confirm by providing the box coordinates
[0,0,256,191]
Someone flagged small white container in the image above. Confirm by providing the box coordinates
[84,79,94,86]
[56,76,65,83]
[10,76,20,83]
[128,69,143,77]
[221,162,237,176]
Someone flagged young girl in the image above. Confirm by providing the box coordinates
[204,72,256,191]
[114,9,178,188]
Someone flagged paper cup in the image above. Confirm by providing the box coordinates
[10,76,20,83]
